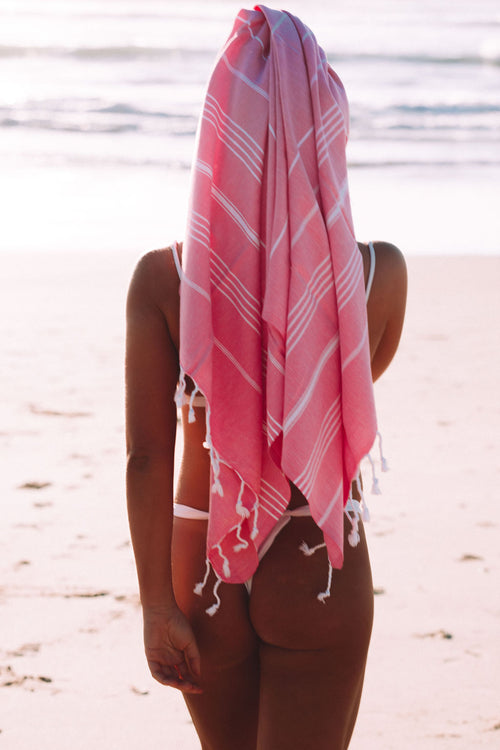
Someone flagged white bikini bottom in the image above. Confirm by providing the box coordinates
[173,503,312,594]
[173,501,361,597]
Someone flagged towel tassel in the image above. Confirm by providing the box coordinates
[204,403,224,496]
[187,386,200,423]
[355,474,371,523]
[367,453,382,495]
[174,367,187,409]
[235,479,250,518]
[299,540,326,556]
[250,497,260,540]
[193,558,225,617]
[344,496,361,547]
[193,558,211,597]
[317,561,333,604]
[205,536,232,616]
[299,540,332,603]
[377,431,389,472]
[233,481,251,552]
[206,576,223,617]
[215,544,231,579]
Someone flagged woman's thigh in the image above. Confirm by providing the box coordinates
[171,517,260,750]
[249,514,374,750]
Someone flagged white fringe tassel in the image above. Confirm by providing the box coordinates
[345,493,363,547]
[187,386,200,423]
[355,474,371,523]
[377,431,389,472]
[203,403,224,497]
[193,559,225,617]
[251,497,260,540]
[193,559,211,597]
[299,540,332,603]
[299,540,326,556]
[233,480,250,551]
[317,562,333,604]
[174,368,187,409]
[206,577,222,617]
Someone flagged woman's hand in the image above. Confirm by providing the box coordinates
[143,604,202,694]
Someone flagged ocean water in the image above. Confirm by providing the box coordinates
[1,0,499,255]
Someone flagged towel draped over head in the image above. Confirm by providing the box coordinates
[179,5,377,584]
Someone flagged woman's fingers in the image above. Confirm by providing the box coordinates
[149,659,203,693]
[143,604,203,692]
[184,641,202,679]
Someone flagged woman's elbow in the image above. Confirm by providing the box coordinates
[127,450,153,474]
[126,447,171,475]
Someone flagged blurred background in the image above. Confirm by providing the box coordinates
[1,0,499,257]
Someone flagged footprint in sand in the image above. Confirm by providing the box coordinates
[14,560,31,569]
[1,665,53,690]
[8,643,41,658]
[414,629,453,640]
[18,481,52,490]
[63,590,110,599]
[131,686,150,696]
[29,404,92,418]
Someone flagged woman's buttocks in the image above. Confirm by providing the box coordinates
[249,513,373,652]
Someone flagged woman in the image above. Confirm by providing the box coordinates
[126,7,407,750]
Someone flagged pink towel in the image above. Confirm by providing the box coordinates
[179,6,377,584]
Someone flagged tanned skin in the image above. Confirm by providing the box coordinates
[126,240,407,750]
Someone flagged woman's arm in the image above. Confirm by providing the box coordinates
[125,249,201,693]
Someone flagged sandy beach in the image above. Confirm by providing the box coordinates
[1,250,499,749]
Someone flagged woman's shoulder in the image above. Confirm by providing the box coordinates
[359,240,407,301]
[358,240,406,291]
[371,240,407,312]
[372,240,407,282]
[131,245,179,285]
[128,245,180,310]
[126,245,182,351]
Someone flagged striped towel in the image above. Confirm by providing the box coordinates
[179,6,377,584]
